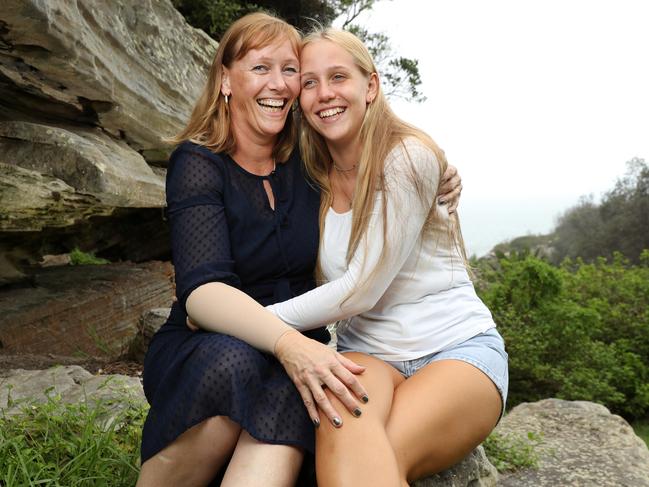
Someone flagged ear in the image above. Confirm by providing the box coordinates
[366,72,379,104]
[221,66,231,97]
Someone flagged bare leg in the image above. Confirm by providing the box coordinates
[315,352,405,487]
[386,360,502,483]
[137,416,241,487]
[221,430,304,487]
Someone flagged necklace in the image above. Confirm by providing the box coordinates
[332,171,355,209]
[333,161,358,173]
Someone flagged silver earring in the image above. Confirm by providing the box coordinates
[224,94,229,105]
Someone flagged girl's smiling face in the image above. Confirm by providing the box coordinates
[299,40,378,151]
[221,38,300,143]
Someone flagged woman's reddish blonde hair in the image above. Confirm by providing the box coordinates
[170,12,301,162]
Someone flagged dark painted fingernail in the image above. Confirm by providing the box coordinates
[361,395,369,403]
[353,408,362,417]
[332,417,342,427]
[313,418,320,428]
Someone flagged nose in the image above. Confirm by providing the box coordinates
[317,82,334,102]
[268,67,288,91]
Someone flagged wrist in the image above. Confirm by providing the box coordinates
[273,329,301,358]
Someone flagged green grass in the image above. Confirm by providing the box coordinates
[632,420,649,447]
[483,430,542,472]
[0,392,147,487]
[69,247,109,265]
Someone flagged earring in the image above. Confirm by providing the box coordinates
[224,94,229,105]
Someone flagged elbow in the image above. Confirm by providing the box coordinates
[186,282,226,317]
[341,293,381,317]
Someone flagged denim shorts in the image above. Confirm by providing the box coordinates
[376,328,509,416]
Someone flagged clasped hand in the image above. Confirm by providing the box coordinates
[274,330,368,428]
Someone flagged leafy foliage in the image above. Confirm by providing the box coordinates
[171,0,426,102]
[552,158,649,264]
[0,392,147,487]
[476,250,649,419]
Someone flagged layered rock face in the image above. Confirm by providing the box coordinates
[0,0,217,281]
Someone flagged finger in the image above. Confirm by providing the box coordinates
[186,318,199,331]
[337,353,366,375]
[295,383,321,428]
[442,164,458,183]
[322,372,364,417]
[448,195,460,214]
[306,376,343,428]
[439,174,461,197]
[438,181,462,206]
[334,358,370,403]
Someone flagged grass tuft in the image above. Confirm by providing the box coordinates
[69,247,110,265]
[0,392,147,487]
[483,430,542,472]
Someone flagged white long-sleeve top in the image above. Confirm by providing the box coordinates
[267,139,495,361]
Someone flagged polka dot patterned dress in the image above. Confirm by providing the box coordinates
[141,142,328,484]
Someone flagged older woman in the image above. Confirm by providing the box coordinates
[137,13,461,487]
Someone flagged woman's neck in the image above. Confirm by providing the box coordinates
[327,139,362,173]
[229,129,276,174]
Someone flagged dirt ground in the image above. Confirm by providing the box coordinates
[0,352,143,377]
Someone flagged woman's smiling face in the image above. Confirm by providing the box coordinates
[222,38,300,143]
[298,39,377,150]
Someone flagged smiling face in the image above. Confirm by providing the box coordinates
[299,40,378,153]
[221,38,300,145]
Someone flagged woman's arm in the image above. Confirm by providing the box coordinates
[267,140,441,329]
[169,144,368,425]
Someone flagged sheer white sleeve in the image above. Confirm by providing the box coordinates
[267,140,441,330]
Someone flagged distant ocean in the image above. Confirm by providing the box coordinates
[459,195,583,257]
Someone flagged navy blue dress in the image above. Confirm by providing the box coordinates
[141,142,328,476]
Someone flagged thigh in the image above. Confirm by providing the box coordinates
[318,352,404,429]
[315,353,405,487]
[386,359,502,483]
[222,431,303,487]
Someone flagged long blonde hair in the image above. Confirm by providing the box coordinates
[170,12,301,163]
[299,28,467,284]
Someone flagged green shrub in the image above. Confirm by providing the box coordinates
[0,393,147,487]
[476,251,649,419]
[632,420,649,447]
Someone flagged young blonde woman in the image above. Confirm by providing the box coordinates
[138,13,462,487]
[265,29,509,487]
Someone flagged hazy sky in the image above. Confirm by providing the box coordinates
[347,0,649,255]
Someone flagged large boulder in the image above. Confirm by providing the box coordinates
[413,446,498,486]
[495,398,649,486]
[0,162,109,231]
[0,0,215,279]
[0,0,216,156]
[0,365,146,427]
[0,121,165,231]
[0,261,174,360]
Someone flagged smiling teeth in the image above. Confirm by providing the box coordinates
[258,99,285,107]
[319,107,345,118]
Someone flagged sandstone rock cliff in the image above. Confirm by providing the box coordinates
[0,0,217,281]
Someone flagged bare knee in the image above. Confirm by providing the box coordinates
[137,416,241,487]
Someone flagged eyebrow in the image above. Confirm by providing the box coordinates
[254,56,298,64]
[300,65,350,78]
